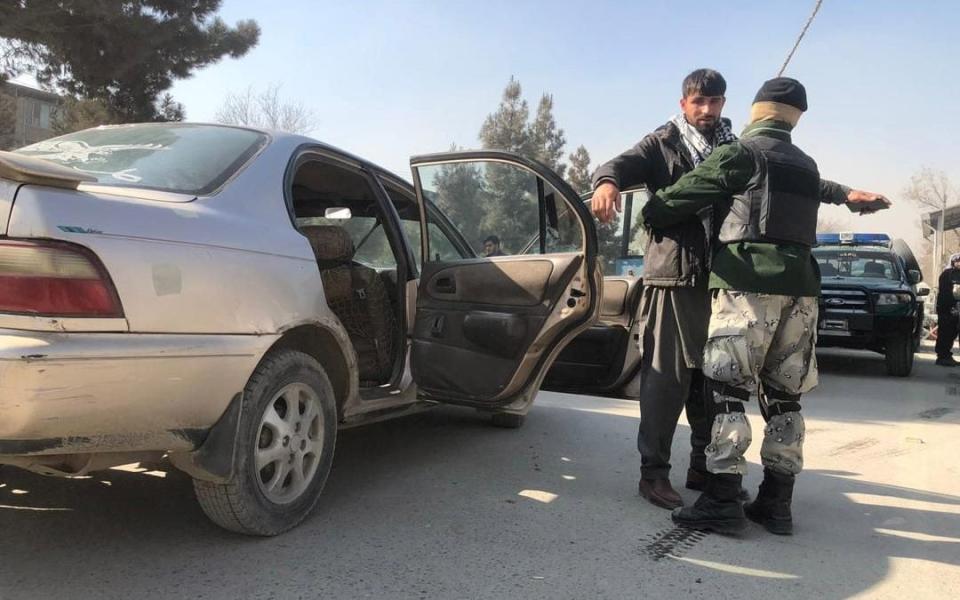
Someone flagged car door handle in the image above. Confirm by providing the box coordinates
[434,277,456,294]
[430,315,445,337]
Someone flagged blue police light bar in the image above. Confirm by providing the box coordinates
[816,232,891,245]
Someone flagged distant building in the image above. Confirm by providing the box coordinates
[1,80,61,148]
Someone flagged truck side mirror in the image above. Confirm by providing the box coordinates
[916,286,930,297]
[908,269,922,284]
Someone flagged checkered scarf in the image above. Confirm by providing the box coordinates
[670,114,737,165]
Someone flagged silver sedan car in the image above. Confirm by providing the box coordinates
[0,123,608,535]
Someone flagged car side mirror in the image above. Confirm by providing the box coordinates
[324,207,352,220]
[916,287,930,297]
[908,269,922,284]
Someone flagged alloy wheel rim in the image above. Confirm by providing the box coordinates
[254,382,324,504]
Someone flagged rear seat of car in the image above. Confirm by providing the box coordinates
[301,225,396,385]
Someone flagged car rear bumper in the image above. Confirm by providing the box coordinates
[0,329,275,457]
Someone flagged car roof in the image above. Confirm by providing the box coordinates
[72,122,415,187]
[814,244,892,252]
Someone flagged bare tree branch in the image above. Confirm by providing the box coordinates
[215,83,316,134]
[904,167,954,211]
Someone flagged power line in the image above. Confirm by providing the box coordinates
[777,0,824,76]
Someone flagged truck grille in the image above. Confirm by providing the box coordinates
[820,288,870,313]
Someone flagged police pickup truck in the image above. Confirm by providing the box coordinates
[814,233,927,377]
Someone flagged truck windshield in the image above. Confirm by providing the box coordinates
[813,248,900,281]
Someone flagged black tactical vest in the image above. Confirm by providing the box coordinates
[718,135,821,247]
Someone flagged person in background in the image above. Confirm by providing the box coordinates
[483,235,506,257]
[934,253,960,366]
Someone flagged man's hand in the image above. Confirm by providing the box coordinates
[591,181,621,223]
[847,189,891,215]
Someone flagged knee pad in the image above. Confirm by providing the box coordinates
[703,377,749,420]
[762,387,802,418]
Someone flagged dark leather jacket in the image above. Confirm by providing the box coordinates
[592,120,713,287]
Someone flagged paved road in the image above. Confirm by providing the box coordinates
[1,346,958,599]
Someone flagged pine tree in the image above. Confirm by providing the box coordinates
[0,1,259,121]
[566,145,592,194]
[478,77,529,154]
[528,94,566,179]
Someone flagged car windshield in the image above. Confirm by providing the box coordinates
[813,248,900,281]
[14,123,267,195]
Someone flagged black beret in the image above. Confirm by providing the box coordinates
[753,77,807,112]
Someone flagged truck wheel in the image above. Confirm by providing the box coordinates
[193,350,337,536]
[885,335,914,377]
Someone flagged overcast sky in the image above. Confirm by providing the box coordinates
[24,0,956,249]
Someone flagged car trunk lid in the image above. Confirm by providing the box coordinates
[0,151,98,235]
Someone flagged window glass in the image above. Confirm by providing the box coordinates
[584,198,626,275]
[15,123,267,195]
[381,181,466,270]
[296,215,397,269]
[625,189,650,258]
[416,160,582,261]
[813,249,900,281]
[579,190,647,276]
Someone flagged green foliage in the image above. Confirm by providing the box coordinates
[527,94,566,179]
[51,93,184,136]
[157,93,186,122]
[567,145,592,194]
[0,0,257,121]
[50,97,119,135]
[424,79,598,260]
[478,77,529,155]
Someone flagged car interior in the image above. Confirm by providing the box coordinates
[290,158,404,388]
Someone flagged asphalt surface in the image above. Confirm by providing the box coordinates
[1,345,958,599]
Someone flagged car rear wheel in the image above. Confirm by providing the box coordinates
[885,334,914,377]
[193,350,337,536]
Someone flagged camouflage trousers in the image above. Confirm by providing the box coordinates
[701,290,819,477]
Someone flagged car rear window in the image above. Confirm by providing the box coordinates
[14,123,267,195]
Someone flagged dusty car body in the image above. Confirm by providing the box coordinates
[0,123,601,534]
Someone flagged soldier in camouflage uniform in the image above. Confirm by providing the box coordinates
[641,78,890,535]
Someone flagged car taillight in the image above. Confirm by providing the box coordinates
[0,240,124,317]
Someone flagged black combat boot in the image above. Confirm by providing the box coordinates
[686,468,751,501]
[744,468,795,535]
[671,473,747,534]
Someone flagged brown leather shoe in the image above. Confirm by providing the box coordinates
[638,478,683,509]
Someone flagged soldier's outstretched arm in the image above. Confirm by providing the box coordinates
[819,179,891,214]
[640,143,754,229]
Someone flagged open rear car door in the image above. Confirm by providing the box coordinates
[409,151,601,410]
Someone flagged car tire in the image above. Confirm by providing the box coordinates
[193,350,338,536]
[885,334,914,377]
[490,412,525,429]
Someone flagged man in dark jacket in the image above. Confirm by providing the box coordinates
[641,77,889,535]
[592,70,887,511]
[935,253,960,366]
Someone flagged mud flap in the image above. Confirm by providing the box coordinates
[168,393,243,483]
